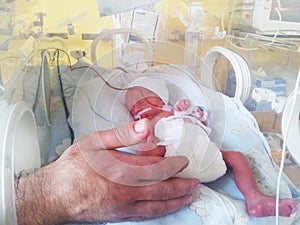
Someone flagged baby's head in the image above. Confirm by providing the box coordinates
[124,77,169,120]
[125,86,165,120]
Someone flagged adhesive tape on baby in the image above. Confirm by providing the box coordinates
[281,88,300,165]
[0,100,41,225]
[201,46,252,103]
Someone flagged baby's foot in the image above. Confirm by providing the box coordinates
[247,194,298,217]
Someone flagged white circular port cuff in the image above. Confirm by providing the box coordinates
[201,46,252,103]
[0,100,41,225]
[90,28,153,67]
[281,88,300,165]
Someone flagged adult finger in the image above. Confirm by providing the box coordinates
[105,178,200,222]
[132,177,200,201]
[116,193,195,222]
[80,149,190,186]
[131,194,194,220]
[75,119,191,186]
[77,119,152,151]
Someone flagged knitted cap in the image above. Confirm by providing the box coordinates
[126,76,169,104]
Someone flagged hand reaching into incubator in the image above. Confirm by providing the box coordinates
[15,119,200,225]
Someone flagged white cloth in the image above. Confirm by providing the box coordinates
[154,116,227,183]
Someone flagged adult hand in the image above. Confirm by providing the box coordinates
[15,119,200,225]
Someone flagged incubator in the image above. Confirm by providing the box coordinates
[0,0,300,225]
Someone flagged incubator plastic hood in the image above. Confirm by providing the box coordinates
[0,100,41,225]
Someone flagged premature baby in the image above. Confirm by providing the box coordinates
[124,76,298,218]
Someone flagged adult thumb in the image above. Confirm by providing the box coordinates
[77,119,151,151]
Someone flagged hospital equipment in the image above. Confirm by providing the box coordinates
[183,2,206,70]
[96,0,160,17]
[238,0,300,36]
[1,1,300,224]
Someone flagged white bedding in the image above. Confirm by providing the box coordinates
[66,64,300,225]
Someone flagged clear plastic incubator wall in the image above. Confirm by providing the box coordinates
[0,0,300,225]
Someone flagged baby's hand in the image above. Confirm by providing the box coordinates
[194,107,204,118]
[174,99,190,111]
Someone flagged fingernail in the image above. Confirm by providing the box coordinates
[187,194,194,203]
[193,183,201,192]
[134,120,146,133]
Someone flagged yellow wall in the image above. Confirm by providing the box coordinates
[3,0,298,72]
[3,0,232,67]
[13,0,114,53]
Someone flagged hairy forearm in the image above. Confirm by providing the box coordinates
[15,167,67,225]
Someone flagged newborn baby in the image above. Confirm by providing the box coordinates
[124,76,298,218]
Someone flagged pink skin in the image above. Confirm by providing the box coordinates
[174,99,208,126]
[125,86,298,217]
[174,99,192,112]
[222,151,298,217]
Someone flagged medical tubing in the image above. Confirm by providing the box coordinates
[275,66,300,225]
[39,48,136,128]
[42,48,127,91]
[51,47,133,124]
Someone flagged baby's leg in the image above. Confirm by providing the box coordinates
[221,150,298,217]
[246,192,298,217]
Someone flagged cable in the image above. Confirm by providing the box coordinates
[63,85,122,127]
[35,47,161,136]
[46,48,130,130]
[40,47,128,91]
